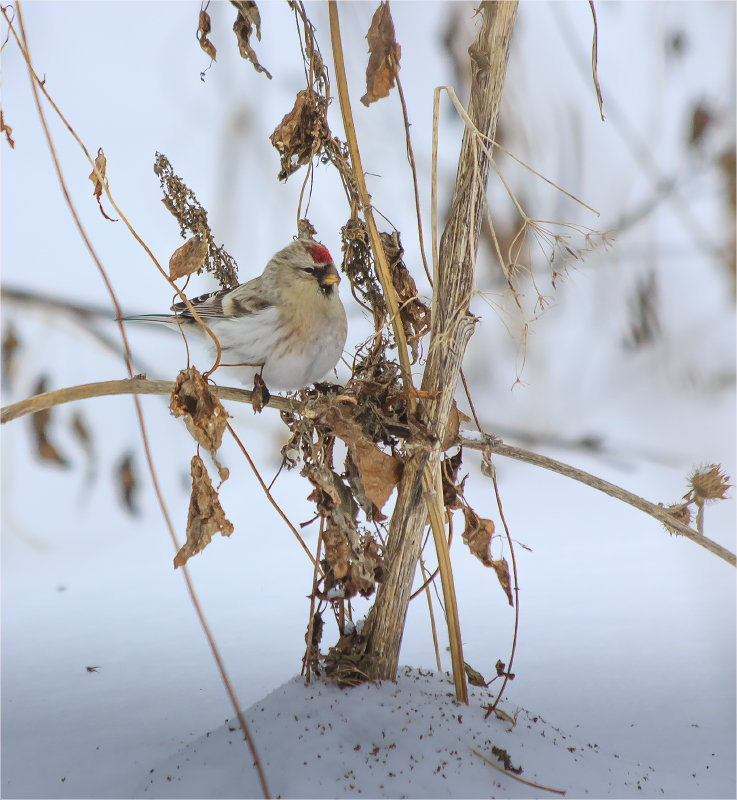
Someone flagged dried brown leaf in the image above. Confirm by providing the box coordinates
[169,235,208,280]
[495,658,515,679]
[441,448,464,509]
[232,0,272,79]
[361,1,401,107]
[351,440,403,513]
[154,152,239,288]
[170,367,229,456]
[29,377,69,467]
[1,110,14,149]
[2,323,19,389]
[250,372,270,413]
[464,662,488,687]
[174,455,234,568]
[269,89,329,181]
[491,745,522,774]
[492,557,514,606]
[116,451,138,515]
[441,402,463,452]
[69,411,95,478]
[88,149,106,199]
[689,102,713,148]
[380,232,429,363]
[461,506,494,567]
[88,147,116,221]
[323,523,350,580]
[197,9,217,61]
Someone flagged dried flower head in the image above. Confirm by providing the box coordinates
[661,502,692,535]
[686,464,731,505]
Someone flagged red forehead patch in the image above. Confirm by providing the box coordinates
[307,244,333,264]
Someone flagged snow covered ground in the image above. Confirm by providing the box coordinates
[2,2,735,798]
[135,668,727,799]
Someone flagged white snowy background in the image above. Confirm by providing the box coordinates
[1,2,735,798]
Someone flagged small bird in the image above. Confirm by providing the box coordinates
[125,237,347,390]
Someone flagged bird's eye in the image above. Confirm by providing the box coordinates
[303,267,316,275]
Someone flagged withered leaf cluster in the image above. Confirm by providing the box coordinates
[154,152,239,289]
[361,1,401,107]
[307,463,383,600]
[269,89,330,182]
[491,746,523,775]
[341,218,386,333]
[170,367,230,483]
[232,0,272,79]
[268,6,358,193]
[169,369,233,568]
[380,231,430,363]
[195,4,271,77]
[174,455,234,569]
[324,628,373,687]
[281,352,413,600]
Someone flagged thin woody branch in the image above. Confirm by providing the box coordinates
[360,1,519,683]
[3,378,733,567]
[461,434,736,567]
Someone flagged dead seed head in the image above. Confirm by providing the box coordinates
[687,464,731,504]
[661,502,692,535]
[154,152,239,288]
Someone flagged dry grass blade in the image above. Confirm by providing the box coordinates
[422,466,467,702]
[588,0,605,121]
[327,1,413,395]
[470,748,567,796]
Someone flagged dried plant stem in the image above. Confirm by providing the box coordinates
[226,423,316,566]
[0,378,298,423]
[396,74,432,285]
[361,1,518,686]
[328,1,467,698]
[327,1,413,392]
[303,520,324,682]
[487,468,519,712]
[4,378,733,567]
[419,555,442,672]
[422,464,466,701]
[1,5,223,368]
[462,435,736,568]
[10,10,267,792]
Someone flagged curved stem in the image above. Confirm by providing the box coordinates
[4,379,732,568]
[462,435,736,568]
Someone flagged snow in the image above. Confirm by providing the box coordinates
[134,668,719,799]
[2,2,735,799]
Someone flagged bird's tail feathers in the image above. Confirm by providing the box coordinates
[120,314,187,326]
